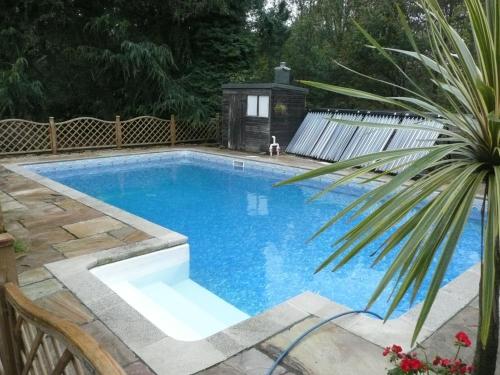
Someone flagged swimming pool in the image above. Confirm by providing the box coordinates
[26,151,481,328]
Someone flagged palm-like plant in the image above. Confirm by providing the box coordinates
[277,0,499,373]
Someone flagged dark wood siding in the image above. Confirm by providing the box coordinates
[222,86,305,153]
[270,89,307,148]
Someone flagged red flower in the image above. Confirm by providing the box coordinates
[391,344,403,353]
[400,358,423,373]
[441,358,451,367]
[455,331,472,347]
[383,347,390,356]
[400,358,412,372]
[433,356,441,365]
[410,358,423,370]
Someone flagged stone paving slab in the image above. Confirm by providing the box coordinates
[136,337,226,375]
[21,278,63,300]
[20,208,104,230]
[35,290,94,325]
[17,248,65,272]
[64,216,127,238]
[18,267,52,286]
[82,320,138,367]
[124,361,156,375]
[30,227,75,250]
[53,232,124,256]
[110,226,152,243]
[198,349,293,375]
[259,317,387,375]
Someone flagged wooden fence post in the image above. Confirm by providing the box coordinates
[215,113,221,143]
[0,234,16,285]
[0,232,18,375]
[115,115,122,148]
[49,117,57,154]
[170,115,176,146]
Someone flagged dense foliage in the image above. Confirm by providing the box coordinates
[0,0,257,121]
[0,0,472,121]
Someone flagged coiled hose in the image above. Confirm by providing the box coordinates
[265,309,384,375]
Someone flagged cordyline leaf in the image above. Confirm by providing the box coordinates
[411,170,485,343]
[274,146,440,187]
[277,0,500,352]
[480,171,499,345]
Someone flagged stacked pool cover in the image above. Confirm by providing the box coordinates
[286,110,444,173]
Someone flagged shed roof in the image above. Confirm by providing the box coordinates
[221,83,309,93]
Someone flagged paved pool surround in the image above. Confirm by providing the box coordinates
[3,149,480,375]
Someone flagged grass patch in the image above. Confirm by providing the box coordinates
[14,239,27,253]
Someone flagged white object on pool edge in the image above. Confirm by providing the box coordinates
[90,244,249,341]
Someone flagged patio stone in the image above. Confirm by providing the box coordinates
[35,290,94,325]
[63,216,126,238]
[30,227,75,249]
[55,198,89,211]
[421,306,478,364]
[21,278,63,300]
[198,349,293,375]
[259,317,387,375]
[53,233,123,255]
[10,187,55,200]
[17,248,65,271]
[124,362,156,375]
[109,226,152,243]
[21,208,103,230]
[469,296,479,309]
[207,332,246,358]
[224,314,284,348]
[136,337,226,375]
[81,320,137,366]
[18,267,52,286]
[1,200,27,211]
[224,301,308,348]
[98,300,166,351]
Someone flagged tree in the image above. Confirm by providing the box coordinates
[277,0,500,373]
[252,0,291,82]
[0,0,259,121]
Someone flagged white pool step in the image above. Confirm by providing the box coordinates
[140,279,249,338]
[173,279,249,323]
[90,245,249,341]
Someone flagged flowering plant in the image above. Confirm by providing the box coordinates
[384,332,474,374]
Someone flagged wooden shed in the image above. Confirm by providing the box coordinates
[221,63,308,153]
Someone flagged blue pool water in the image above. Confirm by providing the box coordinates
[31,152,482,317]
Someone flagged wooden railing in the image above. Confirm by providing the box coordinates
[0,205,126,375]
[0,114,220,156]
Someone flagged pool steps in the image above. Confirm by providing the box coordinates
[141,280,249,340]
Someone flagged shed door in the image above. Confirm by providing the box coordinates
[228,94,243,150]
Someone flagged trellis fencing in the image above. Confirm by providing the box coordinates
[0,115,220,157]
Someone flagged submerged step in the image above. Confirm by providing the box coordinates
[140,279,249,339]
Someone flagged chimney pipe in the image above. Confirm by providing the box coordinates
[274,62,291,85]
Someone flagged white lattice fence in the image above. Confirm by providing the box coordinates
[55,117,116,151]
[121,116,170,146]
[0,120,51,155]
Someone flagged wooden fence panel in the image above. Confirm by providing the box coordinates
[55,117,116,151]
[176,118,218,143]
[121,116,171,146]
[0,120,51,155]
[0,115,219,157]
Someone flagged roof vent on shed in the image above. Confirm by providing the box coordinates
[274,62,291,85]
